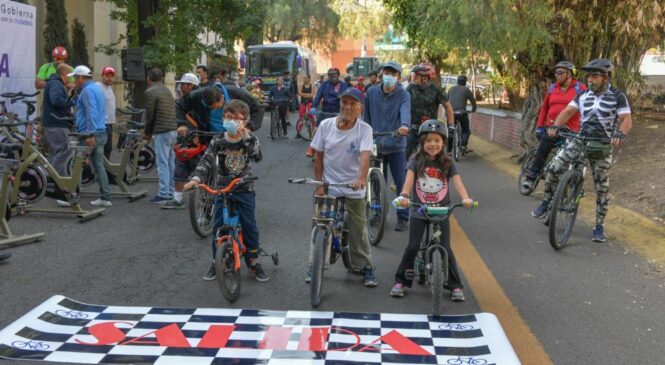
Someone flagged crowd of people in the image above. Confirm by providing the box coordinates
[5,46,632,302]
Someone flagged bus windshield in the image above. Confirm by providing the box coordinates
[248,48,296,76]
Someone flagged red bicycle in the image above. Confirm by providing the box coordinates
[296,103,316,141]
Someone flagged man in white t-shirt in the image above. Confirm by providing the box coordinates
[95,66,117,158]
[310,88,377,287]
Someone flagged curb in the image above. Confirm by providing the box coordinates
[470,135,665,263]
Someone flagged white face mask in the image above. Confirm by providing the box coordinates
[383,75,398,88]
[223,119,241,134]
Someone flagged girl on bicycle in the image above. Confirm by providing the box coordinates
[390,120,474,301]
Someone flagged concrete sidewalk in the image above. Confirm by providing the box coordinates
[470,135,665,263]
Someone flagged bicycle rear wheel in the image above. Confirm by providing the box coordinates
[430,249,444,316]
[215,239,241,302]
[301,115,316,141]
[311,226,329,307]
[188,166,216,237]
[453,125,461,161]
[518,149,538,196]
[269,108,279,140]
[549,170,582,249]
[367,168,387,246]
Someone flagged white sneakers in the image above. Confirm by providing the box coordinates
[90,199,112,207]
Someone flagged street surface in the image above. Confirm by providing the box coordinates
[1,113,664,364]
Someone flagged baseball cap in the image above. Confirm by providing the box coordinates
[68,65,92,77]
[101,66,116,76]
[176,73,200,86]
[338,88,364,103]
[381,61,402,73]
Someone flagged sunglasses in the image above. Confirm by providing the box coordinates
[587,72,605,77]
[554,70,567,76]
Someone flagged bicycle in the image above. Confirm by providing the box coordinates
[518,137,563,196]
[366,131,395,246]
[116,107,157,184]
[288,178,354,307]
[448,114,463,161]
[196,177,278,303]
[548,131,611,249]
[295,103,316,141]
[269,99,288,140]
[11,340,50,351]
[405,201,478,316]
[184,130,220,238]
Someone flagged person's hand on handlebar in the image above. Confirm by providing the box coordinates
[177,126,189,136]
[393,196,411,208]
[397,126,409,136]
[547,125,559,137]
[183,179,199,191]
[462,198,474,209]
[351,177,366,191]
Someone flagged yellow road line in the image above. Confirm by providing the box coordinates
[471,135,665,263]
[451,217,554,365]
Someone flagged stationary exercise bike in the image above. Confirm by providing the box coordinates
[3,117,105,222]
[116,107,156,184]
[0,143,44,248]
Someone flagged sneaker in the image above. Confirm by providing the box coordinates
[304,267,312,283]
[390,283,405,297]
[521,177,535,190]
[160,199,185,210]
[451,288,465,302]
[203,263,216,281]
[249,263,269,282]
[592,224,606,242]
[0,251,11,263]
[395,218,409,232]
[531,201,550,219]
[148,195,171,204]
[362,267,378,287]
[90,199,112,207]
[56,199,71,207]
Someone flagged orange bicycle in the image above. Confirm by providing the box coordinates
[197,177,278,302]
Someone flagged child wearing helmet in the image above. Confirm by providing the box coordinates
[390,119,474,301]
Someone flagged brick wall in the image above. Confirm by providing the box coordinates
[470,108,523,151]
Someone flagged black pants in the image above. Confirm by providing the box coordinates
[278,104,288,134]
[529,135,563,178]
[456,113,471,147]
[104,124,113,159]
[394,218,463,289]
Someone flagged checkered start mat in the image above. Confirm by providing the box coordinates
[0,295,520,364]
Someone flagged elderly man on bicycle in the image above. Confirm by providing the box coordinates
[532,59,632,242]
[308,88,377,287]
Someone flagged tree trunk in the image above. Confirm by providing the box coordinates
[518,77,547,155]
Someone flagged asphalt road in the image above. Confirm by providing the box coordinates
[1,113,664,364]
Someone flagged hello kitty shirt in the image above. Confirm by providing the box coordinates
[406,157,458,219]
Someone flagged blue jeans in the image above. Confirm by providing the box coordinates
[153,131,176,198]
[92,131,111,201]
[210,191,260,260]
[380,151,408,220]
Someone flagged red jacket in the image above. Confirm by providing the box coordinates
[536,79,586,132]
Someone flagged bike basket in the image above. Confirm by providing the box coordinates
[314,195,337,220]
[426,206,449,216]
[585,141,612,159]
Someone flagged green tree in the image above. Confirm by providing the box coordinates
[98,0,265,74]
[43,0,70,63]
[70,18,89,67]
[263,0,340,54]
[331,0,389,41]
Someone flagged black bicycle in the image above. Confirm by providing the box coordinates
[448,114,463,161]
[518,137,564,196]
[548,132,611,249]
[269,99,288,140]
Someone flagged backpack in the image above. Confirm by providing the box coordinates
[548,82,582,95]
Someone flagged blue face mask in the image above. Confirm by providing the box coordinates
[383,75,398,88]
[223,119,240,135]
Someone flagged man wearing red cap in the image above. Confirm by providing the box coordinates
[36,46,69,89]
[96,66,117,158]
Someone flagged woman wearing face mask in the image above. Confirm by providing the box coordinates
[406,63,454,159]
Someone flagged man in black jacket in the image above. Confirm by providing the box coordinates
[43,63,75,176]
[161,83,263,210]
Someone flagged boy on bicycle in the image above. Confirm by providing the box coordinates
[184,100,267,281]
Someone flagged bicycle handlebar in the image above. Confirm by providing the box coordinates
[557,131,611,143]
[0,117,35,126]
[50,113,75,122]
[409,201,479,221]
[187,130,219,137]
[373,131,400,137]
[197,176,258,195]
[1,91,40,99]
[288,178,354,189]
[117,106,146,115]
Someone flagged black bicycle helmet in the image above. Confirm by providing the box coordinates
[418,119,448,139]
[554,61,575,72]
[411,63,433,77]
[457,75,467,85]
[327,67,340,76]
[581,58,614,76]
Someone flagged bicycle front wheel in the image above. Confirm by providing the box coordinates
[549,170,582,249]
[518,149,538,196]
[453,125,461,161]
[431,249,445,316]
[367,168,387,246]
[302,115,316,141]
[270,108,279,140]
[311,226,329,307]
[215,239,241,302]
